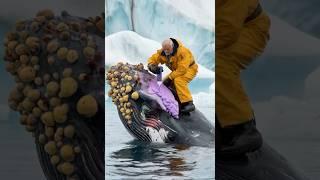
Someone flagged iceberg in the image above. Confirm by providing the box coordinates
[106,30,214,79]
[106,0,214,70]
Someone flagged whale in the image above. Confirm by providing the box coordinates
[106,62,214,147]
[3,10,105,179]
[216,143,310,180]
[105,56,310,180]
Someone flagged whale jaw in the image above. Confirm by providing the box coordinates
[146,127,169,143]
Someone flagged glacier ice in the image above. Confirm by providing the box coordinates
[106,0,214,70]
[105,31,214,79]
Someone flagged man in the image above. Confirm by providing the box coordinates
[216,0,271,156]
[147,38,198,113]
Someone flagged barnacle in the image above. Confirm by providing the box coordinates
[64,125,75,138]
[27,89,40,101]
[47,40,59,53]
[36,9,54,19]
[60,144,75,161]
[53,104,68,123]
[15,44,28,55]
[59,77,78,98]
[76,95,98,118]
[66,49,79,63]
[50,155,60,165]
[59,162,74,176]
[57,47,68,60]
[131,91,139,100]
[41,112,55,126]
[25,36,40,50]
[19,55,29,64]
[44,141,57,155]
[83,46,95,59]
[46,81,60,97]
[18,66,36,82]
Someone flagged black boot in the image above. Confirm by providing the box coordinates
[216,119,263,158]
[181,101,195,113]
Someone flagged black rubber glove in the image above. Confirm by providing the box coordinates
[162,77,172,87]
[148,64,161,74]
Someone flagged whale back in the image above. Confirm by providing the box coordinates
[159,109,214,146]
[216,143,309,180]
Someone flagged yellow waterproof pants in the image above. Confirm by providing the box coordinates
[216,12,270,127]
[172,64,198,103]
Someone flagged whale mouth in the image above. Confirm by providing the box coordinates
[116,99,173,143]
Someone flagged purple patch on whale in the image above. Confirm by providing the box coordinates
[138,72,179,119]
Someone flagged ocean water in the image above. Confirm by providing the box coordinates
[105,79,215,180]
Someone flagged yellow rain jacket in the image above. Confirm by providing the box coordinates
[148,38,198,103]
[216,0,271,127]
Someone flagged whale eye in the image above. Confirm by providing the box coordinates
[191,131,200,138]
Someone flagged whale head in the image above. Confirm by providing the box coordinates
[106,62,214,147]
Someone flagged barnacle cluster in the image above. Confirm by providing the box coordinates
[106,62,144,124]
[3,9,104,179]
